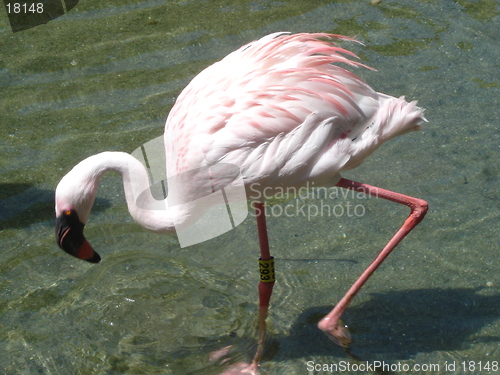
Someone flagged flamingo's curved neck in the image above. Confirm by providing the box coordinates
[73,152,191,233]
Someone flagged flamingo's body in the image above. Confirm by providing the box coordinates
[166,33,423,194]
[55,33,428,374]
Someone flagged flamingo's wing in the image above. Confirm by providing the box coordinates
[165,33,424,188]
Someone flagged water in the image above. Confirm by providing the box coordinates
[0,0,499,374]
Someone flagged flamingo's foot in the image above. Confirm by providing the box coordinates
[318,317,352,348]
[209,346,259,375]
[218,362,258,375]
[209,345,233,363]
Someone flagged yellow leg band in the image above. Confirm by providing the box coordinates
[258,257,275,282]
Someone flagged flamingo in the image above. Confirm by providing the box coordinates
[55,32,428,373]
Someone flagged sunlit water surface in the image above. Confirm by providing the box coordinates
[0,0,499,374]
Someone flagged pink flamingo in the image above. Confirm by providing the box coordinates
[55,33,428,374]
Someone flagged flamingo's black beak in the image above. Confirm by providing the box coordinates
[55,209,101,263]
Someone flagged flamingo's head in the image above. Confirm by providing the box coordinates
[55,209,100,263]
[55,161,102,264]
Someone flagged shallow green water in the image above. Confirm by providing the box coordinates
[0,0,499,374]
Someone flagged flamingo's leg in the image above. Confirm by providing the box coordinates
[318,178,428,347]
[217,203,274,375]
[215,203,274,375]
[251,202,275,371]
